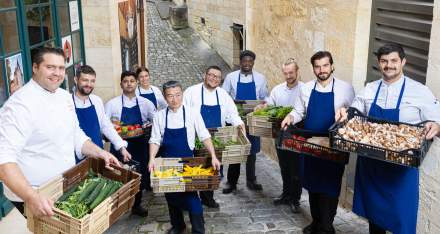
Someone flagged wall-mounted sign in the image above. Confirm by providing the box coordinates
[69,1,80,31]
[118,0,138,71]
[5,53,24,94]
[62,35,73,67]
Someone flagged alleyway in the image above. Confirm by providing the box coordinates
[106,1,368,233]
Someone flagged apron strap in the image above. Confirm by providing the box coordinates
[372,81,383,106]
[72,94,93,108]
[166,106,186,129]
[396,78,406,109]
[312,78,335,92]
[201,86,220,105]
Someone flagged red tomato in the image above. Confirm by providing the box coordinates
[127,126,135,131]
[134,124,141,129]
[283,139,294,148]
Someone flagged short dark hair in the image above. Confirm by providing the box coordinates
[162,80,182,94]
[76,65,96,77]
[310,51,333,66]
[120,70,136,82]
[32,47,65,66]
[135,67,149,79]
[240,50,256,61]
[376,43,406,61]
[205,65,222,74]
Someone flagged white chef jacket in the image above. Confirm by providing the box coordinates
[266,81,304,107]
[290,77,355,125]
[149,105,211,150]
[183,83,244,126]
[105,94,156,123]
[135,85,167,110]
[72,93,128,151]
[0,79,90,201]
[222,70,269,100]
[351,75,440,124]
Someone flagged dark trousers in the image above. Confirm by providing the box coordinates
[226,153,257,185]
[199,190,214,203]
[112,137,149,207]
[369,222,386,234]
[12,201,25,216]
[168,204,205,234]
[276,148,302,204]
[309,192,338,233]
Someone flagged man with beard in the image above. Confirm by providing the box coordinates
[183,65,245,208]
[222,50,268,193]
[72,65,131,164]
[282,51,355,234]
[336,43,440,234]
[257,58,304,213]
[105,71,156,217]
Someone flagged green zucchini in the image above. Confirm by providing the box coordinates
[78,180,99,202]
[89,182,111,209]
[57,184,80,202]
[85,180,105,205]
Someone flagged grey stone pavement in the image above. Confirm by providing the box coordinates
[106,1,368,233]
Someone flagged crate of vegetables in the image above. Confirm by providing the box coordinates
[247,105,293,138]
[277,126,349,164]
[329,107,431,167]
[112,119,152,140]
[150,157,220,193]
[235,100,264,129]
[26,158,141,234]
[194,126,251,165]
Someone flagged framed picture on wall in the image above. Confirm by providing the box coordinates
[62,35,74,67]
[5,53,24,95]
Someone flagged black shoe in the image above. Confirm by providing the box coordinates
[222,183,237,194]
[288,201,300,214]
[166,227,186,234]
[273,193,290,205]
[303,223,317,234]
[202,198,220,208]
[246,180,263,191]
[131,205,148,217]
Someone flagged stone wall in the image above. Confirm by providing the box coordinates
[186,0,245,68]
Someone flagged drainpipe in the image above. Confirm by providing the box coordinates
[138,0,146,66]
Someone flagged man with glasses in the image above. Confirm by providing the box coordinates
[183,66,245,208]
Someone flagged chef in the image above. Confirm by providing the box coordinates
[336,43,440,234]
[148,80,221,234]
[258,58,304,213]
[135,66,167,110]
[222,50,269,193]
[0,47,120,217]
[105,71,156,217]
[281,51,355,234]
[183,65,245,208]
[72,65,131,163]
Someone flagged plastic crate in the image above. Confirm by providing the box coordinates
[150,157,220,193]
[247,112,282,138]
[26,158,141,234]
[329,107,431,168]
[194,126,251,165]
[277,126,349,164]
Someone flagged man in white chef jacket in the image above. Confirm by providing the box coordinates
[105,70,156,217]
[281,51,355,234]
[336,43,440,234]
[0,47,120,217]
[72,65,131,163]
[257,58,304,213]
[183,65,245,208]
[222,50,269,193]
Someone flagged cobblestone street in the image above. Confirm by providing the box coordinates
[106,1,369,233]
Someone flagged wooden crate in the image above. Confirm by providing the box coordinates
[26,158,141,234]
[194,126,251,165]
[247,113,282,138]
[150,157,221,193]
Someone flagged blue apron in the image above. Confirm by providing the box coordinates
[235,72,260,154]
[162,106,203,214]
[138,86,157,108]
[111,96,149,189]
[353,78,417,234]
[73,95,103,163]
[302,79,345,198]
[200,86,222,128]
